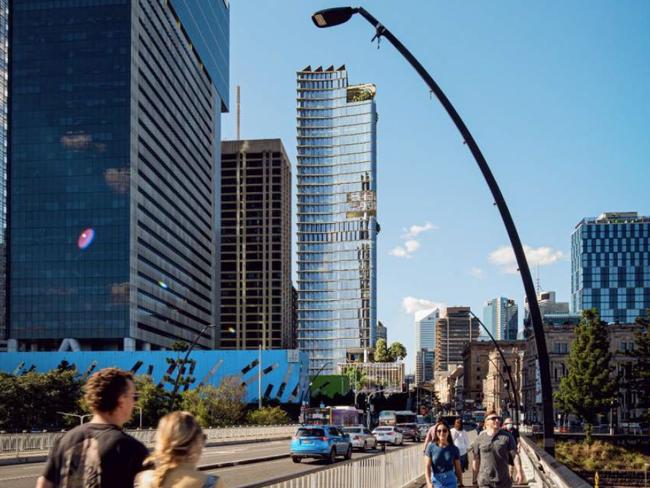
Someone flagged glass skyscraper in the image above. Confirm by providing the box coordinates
[0,0,6,345]
[415,309,439,351]
[571,212,650,323]
[483,297,518,340]
[8,0,228,351]
[296,65,378,375]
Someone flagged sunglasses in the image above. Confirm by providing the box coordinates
[436,429,448,433]
[485,417,500,422]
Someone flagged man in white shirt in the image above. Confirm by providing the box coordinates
[450,417,470,472]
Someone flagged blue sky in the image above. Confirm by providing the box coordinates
[223,1,650,372]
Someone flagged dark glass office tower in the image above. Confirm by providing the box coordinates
[0,0,7,346]
[571,212,650,323]
[220,139,292,350]
[8,0,229,351]
[296,66,379,375]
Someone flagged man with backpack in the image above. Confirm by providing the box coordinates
[36,367,149,488]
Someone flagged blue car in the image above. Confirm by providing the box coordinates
[290,425,353,464]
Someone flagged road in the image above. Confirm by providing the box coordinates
[0,438,414,488]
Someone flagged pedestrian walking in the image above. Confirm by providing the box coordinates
[471,411,523,488]
[450,417,470,472]
[424,420,463,488]
[502,417,519,447]
[135,411,223,488]
[36,367,149,488]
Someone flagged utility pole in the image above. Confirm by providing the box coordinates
[258,344,262,409]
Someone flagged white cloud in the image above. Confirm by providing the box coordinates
[468,267,484,279]
[389,246,409,258]
[402,296,446,320]
[489,245,565,274]
[390,222,437,258]
[403,222,438,240]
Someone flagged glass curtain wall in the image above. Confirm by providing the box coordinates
[296,66,378,375]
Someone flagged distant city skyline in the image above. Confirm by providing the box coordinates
[225,2,649,372]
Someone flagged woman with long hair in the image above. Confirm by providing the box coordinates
[135,411,224,488]
[424,420,463,488]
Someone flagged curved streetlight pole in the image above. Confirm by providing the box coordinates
[311,6,554,455]
[169,324,216,411]
[468,311,522,427]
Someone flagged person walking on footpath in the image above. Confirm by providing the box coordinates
[471,411,524,488]
[450,417,470,472]
[36,367,149,488]
[424,420,464,488]
[135,411,223,488]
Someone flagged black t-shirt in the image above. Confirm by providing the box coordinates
[43,423,149,488]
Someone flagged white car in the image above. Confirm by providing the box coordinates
[343,426,378,451]
[372,426,403,446]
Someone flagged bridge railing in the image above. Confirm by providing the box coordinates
[0,424,298,454]
[264,443,423,488]
[519,435,591,488]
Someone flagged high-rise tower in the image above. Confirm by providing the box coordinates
[571,212,650,323]
[483,297,518,340]
[296,65,379,374]
[7,0,229,351]
[220,139,292,350]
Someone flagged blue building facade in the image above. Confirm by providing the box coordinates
[296,66,378,375]
[571,212,650,323]
[7,0,229,351]
[0,349,308,404]
[482,297,518,340]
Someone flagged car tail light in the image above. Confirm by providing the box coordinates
[321,436,329,441]
[292,436,298,440]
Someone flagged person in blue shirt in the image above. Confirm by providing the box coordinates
[424,420,464,488]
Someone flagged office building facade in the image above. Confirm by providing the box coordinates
[8,0,229,351]
[415,349,434,384]
[377,320,387,342]
[571,212,650,323]
[296,66,379,374]
[416,309,439,351]
[483,297,518,341]
[220,139,292,350]
[435,307,480,372]
[0,0,6,346]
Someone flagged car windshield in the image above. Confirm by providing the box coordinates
[343,428,362,433]
[375,427,392,432]
[296,428,325,437]
[397,423,416,428]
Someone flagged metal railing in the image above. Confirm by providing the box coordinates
[0,424,298,455]
[264,443,423,488]
[519,435,591,488]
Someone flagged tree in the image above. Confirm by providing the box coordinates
[344,366,368,408]
[374,339,390,362]
[555,309,618,443]
[126,375,170,429]
[388,342,407,362]
[627,310,650,422]
[246,406,290,425]
[181,376,246,427]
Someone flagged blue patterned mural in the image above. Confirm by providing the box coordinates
[0,350,309,404]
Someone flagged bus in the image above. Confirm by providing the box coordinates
[378,410,417,426]
[303,406,362,426]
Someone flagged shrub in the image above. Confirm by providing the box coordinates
[246,406,290,425]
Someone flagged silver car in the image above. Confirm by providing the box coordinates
[343,425,377,451]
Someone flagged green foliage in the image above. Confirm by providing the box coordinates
[170,341,190,352]
[181,376,246,427]
[374,339,407,362]
[246,406,290,425]
[374,339,390,362]
[555,309,618,442]
[124,375,170,429]
[556,440,650,472]
[0,367,83,431]
[388,342,407,361]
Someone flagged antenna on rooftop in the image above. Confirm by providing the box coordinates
[236,85,241,140]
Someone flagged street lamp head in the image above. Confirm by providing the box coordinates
[312,7,358,28]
